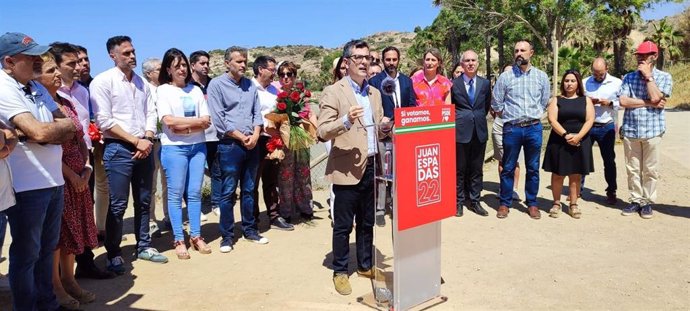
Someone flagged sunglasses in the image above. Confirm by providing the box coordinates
[278,72,294,78]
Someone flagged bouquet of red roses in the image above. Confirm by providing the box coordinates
[265,81,316,151]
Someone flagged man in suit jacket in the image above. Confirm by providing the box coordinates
[451,50,491,217]
[318,39,387,296]
[368,46,417,119]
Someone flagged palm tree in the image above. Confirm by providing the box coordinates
[651,18,684,70]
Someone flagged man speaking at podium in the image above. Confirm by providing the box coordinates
[318,39,387,296]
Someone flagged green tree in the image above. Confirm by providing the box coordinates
[651,18,684,69]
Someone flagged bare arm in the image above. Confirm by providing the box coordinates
[11,112,76,144]
[619,96,665,109]
[546,97,566,136]
[164,115,211,133]
[0,123,18,156]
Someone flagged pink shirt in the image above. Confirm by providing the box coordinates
[412,72,452,107]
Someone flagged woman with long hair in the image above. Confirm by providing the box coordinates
[157,48,213,259]
[412,47,452,106]
[543,69,595,219]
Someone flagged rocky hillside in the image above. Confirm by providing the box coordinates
[207,31,416,79]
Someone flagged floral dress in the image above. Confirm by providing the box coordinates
[57,96,98,255]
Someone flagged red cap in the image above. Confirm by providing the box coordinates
[634,41,659,54]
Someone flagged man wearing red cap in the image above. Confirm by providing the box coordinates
[618,40,673,219]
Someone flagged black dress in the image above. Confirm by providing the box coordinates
[542,96,594,175]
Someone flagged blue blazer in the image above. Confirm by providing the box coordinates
[450,74,491,143]
[368,71,417,118]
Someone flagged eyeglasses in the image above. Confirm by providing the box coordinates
[262,67,276,73]
[349,54,374,63]
[278,72,294,78]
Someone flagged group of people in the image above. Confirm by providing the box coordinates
[0,30,672,310]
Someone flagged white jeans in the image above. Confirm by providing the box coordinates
[623,136,661,205]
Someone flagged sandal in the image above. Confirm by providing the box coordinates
[67,288,96,304]
[569,204,582,219]
[190,236,212,254]
[549,202,561,218]
[57,293,80,310]
[174,240,191,259]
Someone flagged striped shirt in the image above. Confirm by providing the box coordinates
[492,65,551,123]
[619,68,672,139]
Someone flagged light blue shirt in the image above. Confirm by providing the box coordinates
[619,68,673,139]
[343,76,377,156]
[207,74,262,139]
[492,65,551,123]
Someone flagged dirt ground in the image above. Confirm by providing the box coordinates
[1,111,689,311]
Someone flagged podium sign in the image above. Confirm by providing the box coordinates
[390,105,456,310]
[394,105,456,231]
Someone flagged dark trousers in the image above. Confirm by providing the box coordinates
[253,136,280,221]
[6,186,64,311]
[456,130,487,204]
[216,140,260,244]
[585,122,617,193]
[103,140,154,258]
[332,159,375,274]
[205,141,222,207]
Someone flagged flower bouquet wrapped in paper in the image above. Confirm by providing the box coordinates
[264,81,316,152]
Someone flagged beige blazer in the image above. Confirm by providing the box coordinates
[317,78,385,185]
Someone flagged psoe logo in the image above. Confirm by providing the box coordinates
[441,107,451,122]
[415,143,441,207]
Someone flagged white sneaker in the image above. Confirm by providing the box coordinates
[219,245,233,253]
[200,213,208,222]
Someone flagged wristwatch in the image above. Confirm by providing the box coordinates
[562,131,569,138]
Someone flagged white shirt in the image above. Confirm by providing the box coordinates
[583,74,622,124]
[0,71,65,192]
[90,67,157,139]
[58,82,92,149]
[156,84,209,145]
[251,78,279,137]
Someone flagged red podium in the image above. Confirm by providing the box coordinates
[369,105,456,310]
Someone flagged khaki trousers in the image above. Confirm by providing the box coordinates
[93,142,110,231]
[623,136,661,205]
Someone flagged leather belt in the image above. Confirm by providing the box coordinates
[509,119,540,127]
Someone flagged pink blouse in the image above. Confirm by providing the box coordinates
[412,72,452,106]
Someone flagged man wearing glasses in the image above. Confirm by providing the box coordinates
[318,39,387,295]
[250,55,292,231]
[0,32,77,311]
[619,41,672,219]
[492,40,551,219]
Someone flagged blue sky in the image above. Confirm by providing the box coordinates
[0,0,686,75]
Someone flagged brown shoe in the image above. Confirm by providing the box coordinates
[357,267,374,279]
[333,273,352,295]
[496,205,509,219]
[528,206,541,219]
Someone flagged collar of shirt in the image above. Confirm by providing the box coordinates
[385,72,399,81]
[462,74,476,85]
[252,78,278,95]
[347,76,369,95]
[514,65,534,76]
[228,74,244,86]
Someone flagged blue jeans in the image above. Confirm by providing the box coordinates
[161,143,207,241]
[103,140,154,258]
[216,140,259,244]
[586,122,617,193]
[500,122,542,207]
[5,186,64,311]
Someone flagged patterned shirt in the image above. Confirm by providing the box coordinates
[619,68,672,139]
[492,65,551,123]
[412,72,452,107]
